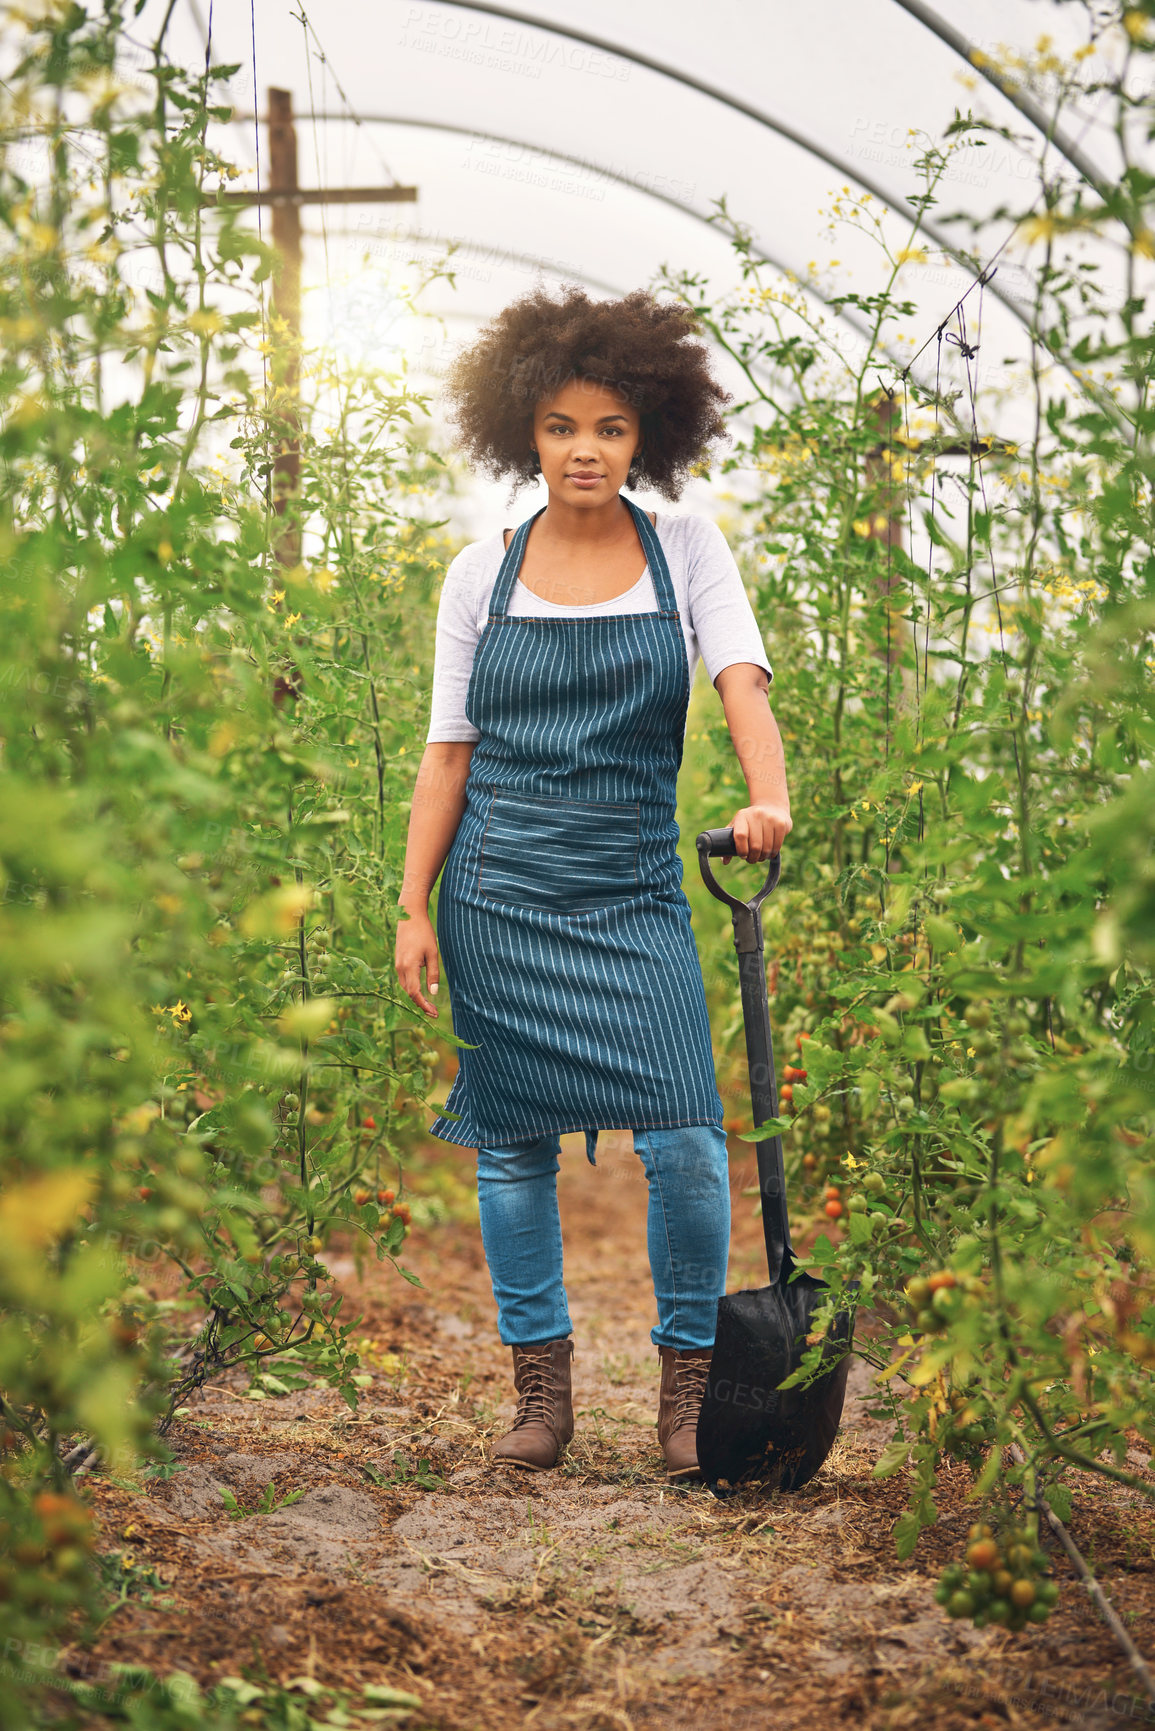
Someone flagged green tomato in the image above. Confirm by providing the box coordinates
[947,1590,974,1619]
[863,1171,887,1196]
[848,1193,867,1214]
[1027,1601,1051,1623]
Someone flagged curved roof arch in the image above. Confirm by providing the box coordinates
[287,109,914,379]
[421,0,1057,343]
[310,220,819,423]
[163,0,1149,460]
[890,0,1116,206]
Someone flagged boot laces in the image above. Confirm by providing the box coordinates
[673,1357,710,1428]
[514,1345,558,1429]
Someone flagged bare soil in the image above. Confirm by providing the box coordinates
[63,1134,1155,1730]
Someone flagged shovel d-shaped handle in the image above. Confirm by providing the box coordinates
[696,828,792,1284]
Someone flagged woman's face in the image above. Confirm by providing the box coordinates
[530,376,642,504]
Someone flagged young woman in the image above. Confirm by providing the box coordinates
[395,286,792,1481]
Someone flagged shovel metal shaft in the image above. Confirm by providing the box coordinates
[737,948,792,1285]
[695,827,792,1283]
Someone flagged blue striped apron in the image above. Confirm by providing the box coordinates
[428,494,724,1165]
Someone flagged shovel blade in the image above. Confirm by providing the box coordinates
[696,1276,854,1495]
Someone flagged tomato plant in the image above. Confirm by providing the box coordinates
[675,23,1155,1587]
[0,5,460,1705]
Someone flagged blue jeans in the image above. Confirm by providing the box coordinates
[475,1124,731,1351]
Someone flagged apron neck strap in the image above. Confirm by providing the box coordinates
[624,495,678,615]
[489,506,545,619]
[486,496,679,620]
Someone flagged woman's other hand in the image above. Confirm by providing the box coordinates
[395,910,441,1017]
[724,801,792,865]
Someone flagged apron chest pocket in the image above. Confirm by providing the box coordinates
[478,790,640,913]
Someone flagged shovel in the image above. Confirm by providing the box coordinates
[693,826,854,1496]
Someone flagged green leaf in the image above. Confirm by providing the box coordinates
[873,1437,914,1479]
[362,1686,422,1708]
[893,1508,924,1561]
[1045,1483,1072,1523]
[973,1446,1003,1497]
[846,1210,875,1244]
[733,1119,791,1140]
[807,1233,837,1265]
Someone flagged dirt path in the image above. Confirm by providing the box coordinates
[72,1134,1155,1730]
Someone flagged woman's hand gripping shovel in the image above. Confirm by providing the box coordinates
[694,827,855,1496]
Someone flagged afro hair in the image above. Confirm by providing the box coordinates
[442,283,732,503]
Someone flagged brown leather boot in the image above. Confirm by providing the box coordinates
[491,1337,574,1471]
[656,1345,712,1480]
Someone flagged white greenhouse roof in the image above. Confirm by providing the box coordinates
[128,0,1154,532]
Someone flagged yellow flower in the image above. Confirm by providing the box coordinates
[895,247,929,265]
[284,611,301,628]
[187,309,224,337]
[209,721,237,758]
[240,881,316,939]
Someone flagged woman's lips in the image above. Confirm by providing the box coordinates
[567,474,603,487]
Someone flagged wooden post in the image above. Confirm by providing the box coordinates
[201,92,418,703]
[864,389,904,672]
[267,87,302,569]
[211,88,418,570]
